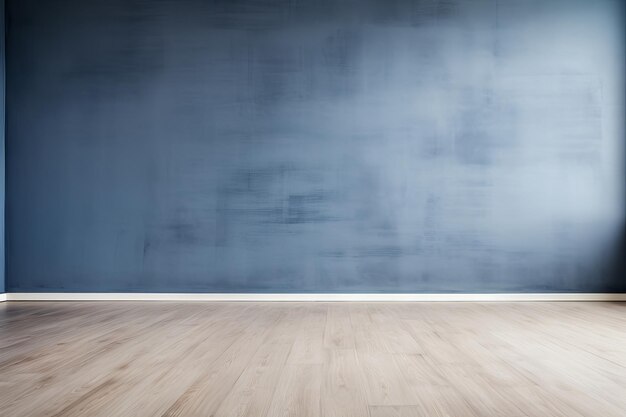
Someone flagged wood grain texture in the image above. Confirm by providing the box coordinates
[0,301,625,416]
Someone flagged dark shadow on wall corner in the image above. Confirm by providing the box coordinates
[605,225,626,292]
[613,0,626,295]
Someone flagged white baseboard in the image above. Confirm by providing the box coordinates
[4,292,626,302]
[0,294,6,303]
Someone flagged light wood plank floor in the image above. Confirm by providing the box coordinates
[0,301,625,416]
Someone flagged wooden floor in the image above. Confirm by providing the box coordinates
[0,302,625,417]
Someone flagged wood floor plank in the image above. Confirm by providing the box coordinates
[358,351,419,406]
[324,305,355,350]
[369,406,424,417]
[321,349,369,417]
[265,364,323,417]
[160,307,282,417]
[212,342,292,417]
[287,305,326,365]
[0,301,625,417]
[1,304,246,415]
[352,305,421,354]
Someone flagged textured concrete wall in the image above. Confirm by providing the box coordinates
[6,0,625,293]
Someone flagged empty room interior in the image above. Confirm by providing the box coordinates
[1,0,625,416]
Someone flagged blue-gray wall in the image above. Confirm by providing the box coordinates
[0,0,5,295]
[5,0,625,293]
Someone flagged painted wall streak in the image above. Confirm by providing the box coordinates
[5,0,626,293]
